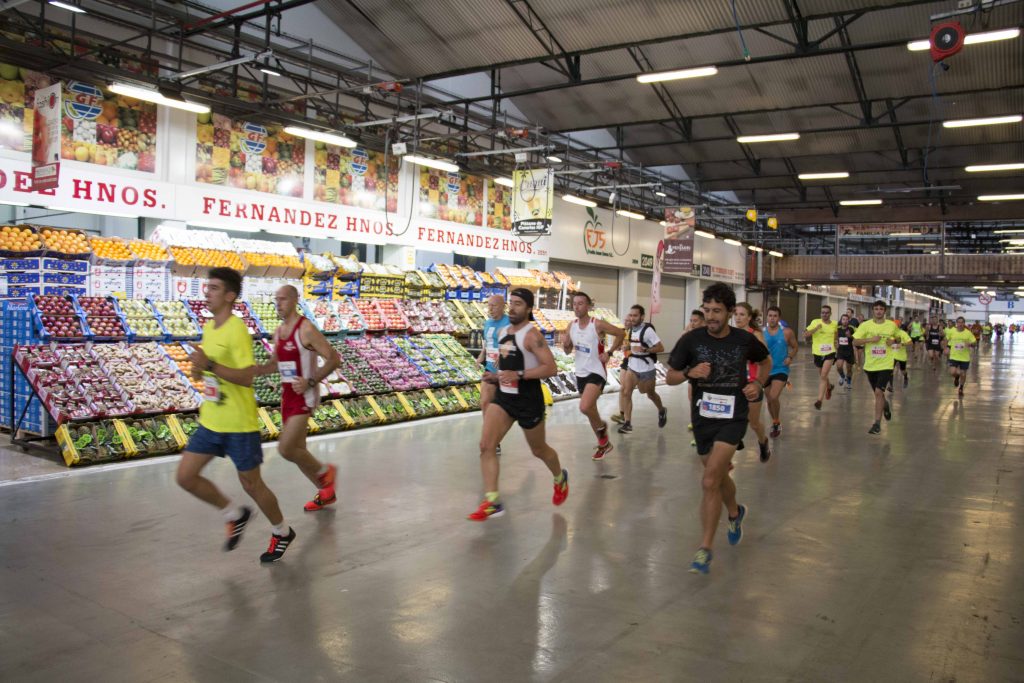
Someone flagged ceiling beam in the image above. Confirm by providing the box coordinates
[627,45,692,141]
[503,0,580,82]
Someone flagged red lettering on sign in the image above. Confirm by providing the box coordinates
[218,199,231,216]
[143,189,157,208]
[203,197,216,214]
[97,182,115,203]
[268,207,280,222]
[235,203,248,220]
[73,178,91,200]
[122,186,139,206]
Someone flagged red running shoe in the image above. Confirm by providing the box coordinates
[825,382,834,400]
[317,464,337,489]
[552,469,569,506]
[467,498,505,521]
[593,440,614,461]
[304,491,337,512]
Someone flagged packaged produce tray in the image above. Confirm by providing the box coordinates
[56,420,134,466]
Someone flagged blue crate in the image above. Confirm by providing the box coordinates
[6,286,41,298]
[43,272,88,286]
[6,271,40,285]
[1,258,41,271]
[43,286,86,297]
[42,258,89,273]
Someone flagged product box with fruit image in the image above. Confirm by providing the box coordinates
[1,258,41,270]
[7,271,39,285]
[42,258,89,273]
[119,416,185,457]
[56,419,134,466]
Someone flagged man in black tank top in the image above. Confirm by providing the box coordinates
[468,288,569,521]
[925,316,944,372]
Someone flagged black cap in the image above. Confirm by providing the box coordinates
[509,287,535,320]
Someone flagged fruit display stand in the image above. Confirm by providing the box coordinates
[303,254,337,299]
[76,295,129,341]
[232,238,304,279]
[393,299,457,334]
[56,420,134,466]
[118,299,168,340]
[308,298,366,335]
[359,263,405,299]
[150,300,202,339]
[186,300,265,337]
[30,294,90,341]
[247,297,283,336]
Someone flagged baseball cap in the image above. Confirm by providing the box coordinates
[509,287,536,320]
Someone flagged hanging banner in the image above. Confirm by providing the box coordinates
[511,168,554,236]
[417,167,484,226]
[195,114,304,196]
[838,223,940,237]
[487,180,512,230]
[313,144,398,212]
[31,82,62,191]
[651,240,663,316]
[662,206,695,273]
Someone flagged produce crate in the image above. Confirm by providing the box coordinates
[309,402,350,432]
[37,227,92,260]
[174,414,200,443]
[55,420,133,466]
[258,407,281,440]
[29,294,91,341]
[120,415,186,457]
[0,225,45,258]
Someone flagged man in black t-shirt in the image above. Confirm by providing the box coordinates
[666,282,770,575]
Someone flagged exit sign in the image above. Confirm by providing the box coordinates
[640,253,654,269]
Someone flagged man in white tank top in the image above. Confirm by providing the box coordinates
[561,291,625,460]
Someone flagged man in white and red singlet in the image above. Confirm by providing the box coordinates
[260,285,341,511]
[562,291,625,461]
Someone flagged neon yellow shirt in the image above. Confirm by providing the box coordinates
[891,329,912,361]
[910,321,923,338]
[947,329,977,363]
[806,319,838,356]
[198,315,260,433]
[853,319,899,371]
[944,327,954,341]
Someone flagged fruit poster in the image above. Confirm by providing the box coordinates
[195,114,304,196]
[486,182,513,230]
[313,145,398,212]
[661,206,695,274]
[31,82,61,190]
[417,167,484,226]
[511,168,554,236]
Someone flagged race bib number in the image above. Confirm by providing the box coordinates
[278,360,297,380]
[891,343,901,351]
[954,343,966,351]
[576,342,592,355]
[499,374,519,395]
[698,392,735,419]
[838,337,849,346]
[202,374,221,402]
[630,343,645,355]
[486,349,499,365]
[870,346,887,357]
[818,343,833,354]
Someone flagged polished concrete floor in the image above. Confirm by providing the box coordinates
[1,341,1023,682]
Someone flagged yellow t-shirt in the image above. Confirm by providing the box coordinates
[947,329,977,363]
[806,319,838,356]
[853,319,899,371]
[198,315,260,433]
[891,329,912,362]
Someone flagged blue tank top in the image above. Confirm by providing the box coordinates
[763,325,789,375]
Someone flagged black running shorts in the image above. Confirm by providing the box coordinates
[864,369,893,392]
[493,395,545,430]
[693,418,748,457]
[575,372,607,393]
[813,353,837,368]
[768,372,789,384]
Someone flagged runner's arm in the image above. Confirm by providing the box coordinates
[252,331,278,376]
[194,347,259,387]
[598,320,626,355]
[561,329,573,355]
[300,322,340,384]
[784,328,799,361]
[527,328,558,379]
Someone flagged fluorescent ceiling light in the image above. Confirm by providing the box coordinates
[768,250,784,258]
[965,163,1024,172]
[187,220,259,233]
[904,243,935,247]
[999,239,1024,244]
[798,171,849,180]
[636,65,718,84]
[48,1,85,12]
[259,67,282,77]
[889,232,924,237]
[994,229,1024,234]
[493,177,514,188]
[546,155,562,163]
[108,83,209,114]
[736,132,800,144]
[986,291,997,296]
[979,194,1024,201]
[655,191,667,197]
[929,250,939,254]
[840,199,883,206]
[695,230,716,239]
[616,209,645,220]
[907,27,1020,51]
[562,194,597,208]
[284,126,357,149]
[47,205,140,219]
[943,115,1022,128]
[724,238,742,246]
[748,245,764,252]
[402,154,459,173]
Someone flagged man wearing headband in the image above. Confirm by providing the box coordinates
[468,288,569,521]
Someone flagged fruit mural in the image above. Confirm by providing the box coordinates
[313,144,398,212]
[487,182,513,231]
[417,167,484,227]
[195,113,304,196]
[0,68,157,172]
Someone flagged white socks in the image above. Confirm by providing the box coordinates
[271,523,289,536]
[221,503,243,523]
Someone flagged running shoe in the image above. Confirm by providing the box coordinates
[610,413,625,424]
[758,439,772,463]
[224,506,255,552]
[593,441,614,460]
[689,547,713,574]
[868,422,881,435]
[617,421,633,434]
[687,422,693,431]
[658,408,668,428]
[883,400,892,421]
[958,385,964,397]
[727,504,747,546]
[303,491,337,512]
[259,527,296,563]
[814,400,822,410]
[552,469,569,505]
[467,498,505,521]
[953,375,960,388]
[769,422,781,439]
[317,464,337,490]
[825,382,834,400]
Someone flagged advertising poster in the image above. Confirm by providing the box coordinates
[417,167,484,226]
[313,144,398,212]
[487,181,512,230]
[511,168,554,236]
[31,82,61,190]
[662,206,696,273]
[196,114,304,196]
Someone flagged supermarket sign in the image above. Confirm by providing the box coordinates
[0,156,546,260]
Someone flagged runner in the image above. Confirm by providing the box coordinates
[805,305,838,410]
[847,308,864,372]
[260,285,341,512]
[468,288,569,521]
[852,300,899,435]
[889,323,913,391]
[763,305,798,440]
[925,317,945,372]
[734,303,770,462]
[834,313,856,389]
[176,267,295,563]
[981,321,992,343]
[943,316,978,398]
[615,304,667,434]
[908,313,924,363]
[685,309,706,445]
[563,292,625,460]
[665,282,770,574]
[477,294,510,454]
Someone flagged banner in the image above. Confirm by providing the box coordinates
[662,206,695,273]
[195,114,304,196]
[511,168,554,236]
[651,240,663,316]
[417,167,484,226]
[31,82,61,191]
[487,180,512,230]
[313,145,398,212]
[838,223,940,237]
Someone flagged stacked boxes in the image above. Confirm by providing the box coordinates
[1,257,91,300]
[0,300,52,435]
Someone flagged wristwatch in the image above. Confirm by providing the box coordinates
[307,377,316,388]
[517,370,525,379]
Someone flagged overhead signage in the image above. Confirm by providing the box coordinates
[662,206,695,273]
[978,292,993,305]
[511,168,554,237]
[839,223,941,237]
[639,253,654,270]
[582,207,612,257]
[31,82,62,191]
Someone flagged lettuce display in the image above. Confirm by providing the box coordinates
[58,421,130,465]
[460,384,482,409]
[402,390,439,418]
[121,416,181,455]
[373,393,410,422]
[311,403,348,431]
[340,396,379,427]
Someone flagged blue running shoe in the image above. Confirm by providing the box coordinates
[727,504,747,545]
[690,547,713,574]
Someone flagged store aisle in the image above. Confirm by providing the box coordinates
[2,343,1023,682]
